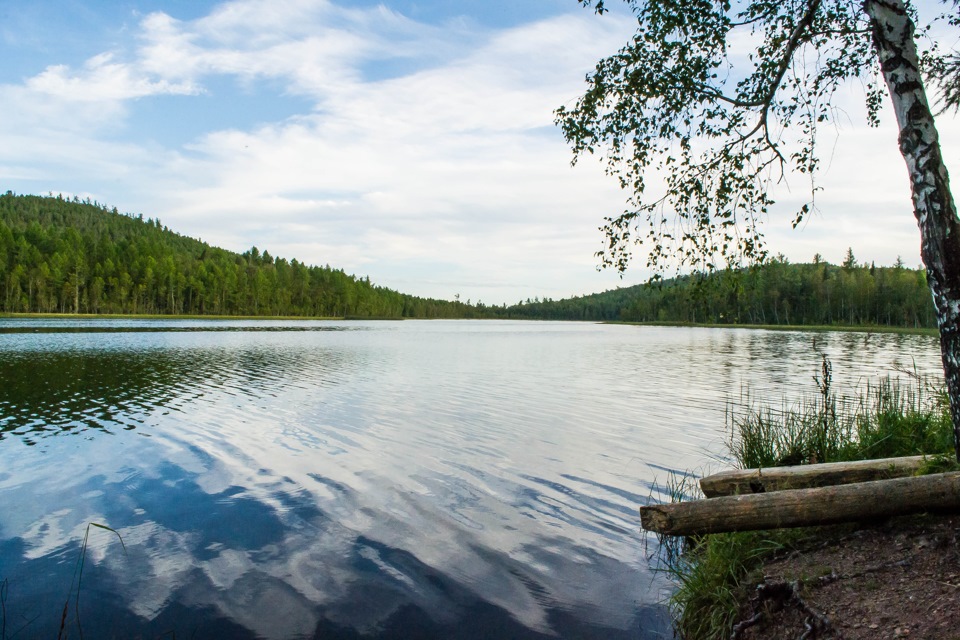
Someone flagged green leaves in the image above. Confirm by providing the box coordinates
[560,0,907,279]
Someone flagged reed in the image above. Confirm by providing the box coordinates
[728,356,951,469]
[58,523,125,640]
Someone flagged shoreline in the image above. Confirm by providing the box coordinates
[0,313,939,335]
[1,312,362,321]
[610,320,937,336]
[664,369,953,639]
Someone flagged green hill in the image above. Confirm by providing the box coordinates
[503,255,935,328]
[0,192,478,318]
[0,192,935,327]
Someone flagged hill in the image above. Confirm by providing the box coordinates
[0,192,935,327]
[502,254,935,328]
[0,192,479,318]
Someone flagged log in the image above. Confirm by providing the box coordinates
[641,471,960,536]
[700,455,929,497]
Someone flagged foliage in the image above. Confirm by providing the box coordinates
[0,192,938,326]
[622,258,934,326]
[503,285,647,321]
[566,0,960,466]
[0,193,485,319]
[504,255,935,327]
[926,4,960,113]
[557,0,908,277]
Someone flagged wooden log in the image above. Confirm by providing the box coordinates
[699,455,929,497]
[641,471,960,536]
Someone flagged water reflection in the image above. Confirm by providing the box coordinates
[0,341,354,442]
[0,320,941,638]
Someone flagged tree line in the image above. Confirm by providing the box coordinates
[505,251,935,328]
[0,193,482,318]
[0,192,935,326]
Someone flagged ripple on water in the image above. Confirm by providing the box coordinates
[0,320,941,638]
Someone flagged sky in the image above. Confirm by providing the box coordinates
[1,0,958,305]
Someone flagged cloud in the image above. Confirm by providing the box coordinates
[26,52,200,101]
[136,11,362,99]
[5,0,950,304]
[124,5,639,301]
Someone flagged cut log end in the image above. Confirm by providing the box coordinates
[639,505,671,533]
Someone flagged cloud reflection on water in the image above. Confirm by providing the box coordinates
[0,320,941,638]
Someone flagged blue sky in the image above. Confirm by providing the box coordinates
[1,0,957,305]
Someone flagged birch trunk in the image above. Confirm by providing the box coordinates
[864,0,960,461]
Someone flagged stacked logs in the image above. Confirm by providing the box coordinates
[641,455,960,536]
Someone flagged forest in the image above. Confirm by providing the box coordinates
[0,193,482,318]
[0,192,936,327]
[506,253,935,328]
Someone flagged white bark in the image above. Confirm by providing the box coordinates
[864,0,960,461]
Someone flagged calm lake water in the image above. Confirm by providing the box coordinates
[0,319,943,639]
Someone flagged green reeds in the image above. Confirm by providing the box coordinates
[728,356,952,469]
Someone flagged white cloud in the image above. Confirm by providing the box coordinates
[4,1,636,307]
[3,0,954,304]
[120,6,639,301]
[26,52,200,101]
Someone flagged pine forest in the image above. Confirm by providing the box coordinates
[0,192,936,328]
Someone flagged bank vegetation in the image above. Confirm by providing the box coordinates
[664,360,954,639]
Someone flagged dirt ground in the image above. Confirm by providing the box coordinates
[734,512,960,639]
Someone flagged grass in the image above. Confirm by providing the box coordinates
[665,531,786,640]
[729,356,953,468]
[662,356,954,639]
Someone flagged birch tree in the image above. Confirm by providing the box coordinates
[557,0,960,460]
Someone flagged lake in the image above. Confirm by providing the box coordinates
[0,319,943,639]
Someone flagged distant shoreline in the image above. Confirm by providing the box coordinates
[0,312,349,321]
[0,313,939,335]
[608,320,938,336]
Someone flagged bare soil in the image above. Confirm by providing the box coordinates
[734,512,960,640]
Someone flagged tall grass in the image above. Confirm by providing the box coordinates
[729,355,952,469]
[665,357,953,639]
